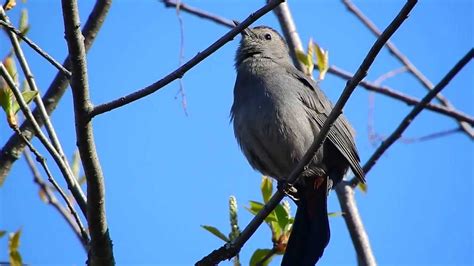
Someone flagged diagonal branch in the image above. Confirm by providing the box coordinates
[342,0,474,139]
[0,0,112,185]
[350,48,474,187]
[0,20,71,77]
[90,0,286,117]
[60,0,114,264]
[196,1,417,264]
[327,66,474,125]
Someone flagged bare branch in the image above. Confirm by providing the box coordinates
[328,66,474,125]
[0,20,71,77]
[350,48,474,187]
[0,0,112,186]
[60,0,114,264]
[0,63,88,216]
[342,0,474,139]
[197,1,417,264]
[335,182,376,266]
[163,0,234,28]
[90,0,286,117]
[22,141,89,249]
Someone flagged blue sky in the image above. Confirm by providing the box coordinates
[0,0,473,265]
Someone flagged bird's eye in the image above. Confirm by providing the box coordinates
[264,33,272,40]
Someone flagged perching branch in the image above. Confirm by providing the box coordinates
[0,0,111,186]
[342,0,474,139]
[196,1,417,264]
[327,66,474,125]
[23,145,89,249]
[90,0,286,117]
[0,19,71,77]
[60,0,114,264]
[0,63,88,216]
[350,48,474,187]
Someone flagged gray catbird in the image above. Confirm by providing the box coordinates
[231,26,366,265]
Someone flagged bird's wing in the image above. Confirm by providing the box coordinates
[285,66,366,183]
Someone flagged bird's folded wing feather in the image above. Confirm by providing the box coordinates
[286,66,366,183]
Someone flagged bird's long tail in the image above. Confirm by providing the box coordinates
[281,177,330,266]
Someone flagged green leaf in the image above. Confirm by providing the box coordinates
[260,176,272,203]
[71,150,81,179]
[11,90,37,115]
[0,230,6,238]
[295,49,310,67]
[314,42,329,80]
[201,225,229,242]
[249,249,274,266]
[4,56,18,86]
[328,211,345,218]
[246,201,277,223]
[10,251,22,266]
[19,9,29,36]
[0,85,12,113]
[357,182,368,193]
[9,229,21,251]
[9,229,22,266]
[274,203,291,232]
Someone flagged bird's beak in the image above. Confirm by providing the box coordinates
[233,20,254,38]
[241,28,253,37]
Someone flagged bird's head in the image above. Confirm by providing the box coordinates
[235,26,291,67]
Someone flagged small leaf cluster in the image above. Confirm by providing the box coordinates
[296,38,329,80]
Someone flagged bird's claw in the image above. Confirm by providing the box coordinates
[278,181,300,202]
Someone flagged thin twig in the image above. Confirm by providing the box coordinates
[373,66,407,85]
[342,0,474,139]
[0,0,112,186]
[175,1,189,115]
[350,48,474,187]
[162,0,234,28]
[196,1,417,264]
[0,20,71,77]
[24,150,88,249]
[90,0,286,117]
[61,0,114,264]
[15,129,89,247]
[0,63,88,216]
[328,66,474,125]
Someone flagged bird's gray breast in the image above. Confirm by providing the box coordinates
[231,61,320,180]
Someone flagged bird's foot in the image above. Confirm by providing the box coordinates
[277,181,300,202]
